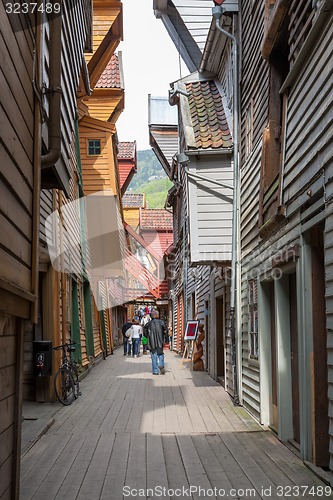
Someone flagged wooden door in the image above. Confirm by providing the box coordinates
[216,297,225,385]
[289,272,300,444]
[270,282,278,431]
[311,226,329,467]
[205,300,209,371]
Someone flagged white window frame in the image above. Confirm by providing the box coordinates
[248,279,259,360]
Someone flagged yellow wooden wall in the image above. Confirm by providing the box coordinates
[79,125,117,195]
[123,208,140,229]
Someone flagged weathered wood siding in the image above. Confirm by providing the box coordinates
[0,6,35,496]
[237,0,269,419]
[0,5,34,308]
[283,18,332,216]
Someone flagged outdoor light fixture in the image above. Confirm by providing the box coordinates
[176,152,189,165]
[169,86,190,106]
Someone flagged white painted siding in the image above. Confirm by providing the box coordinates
[187,154,233,263]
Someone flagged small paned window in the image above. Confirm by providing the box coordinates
[66,275,72,324]
[88,139,101,155]
[79,283,86,330]
[248,280,258,360]
[245,101,253,159]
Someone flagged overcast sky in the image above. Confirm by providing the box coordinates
[116,0,187,151]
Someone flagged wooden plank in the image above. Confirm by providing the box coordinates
[124,433,146,494]
[100,432,130,500]
[50,433,102,500]
[162,434,190,494]
[76,433,115,499]
[20,433,72,498]
[23,433,86,500]
[146,434,171,499]
[205,433,262,495]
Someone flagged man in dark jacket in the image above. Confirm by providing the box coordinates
[122,318,133,356]
[143,309,168,374]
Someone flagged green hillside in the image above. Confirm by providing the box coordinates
[128,149,172,208]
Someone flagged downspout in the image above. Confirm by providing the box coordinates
[213,6,240,405]
[41,3,63,169]
[31,14,43,323]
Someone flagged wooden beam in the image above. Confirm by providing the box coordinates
[261,0,290,59]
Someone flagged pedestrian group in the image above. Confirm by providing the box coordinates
[122,306,168,375]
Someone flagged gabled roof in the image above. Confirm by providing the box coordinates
[153,0,212,72]
[182,80,232,150]
[148,95,179,176]
[140,209,173,230]
[117,141,137,195]
[122,193,145,208]
[85,0,123,89]
[96,53,123,89]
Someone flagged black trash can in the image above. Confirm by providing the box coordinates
[32,340,53,377]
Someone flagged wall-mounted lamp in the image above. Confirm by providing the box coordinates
[176,152,189,165]
[169,87,190,106]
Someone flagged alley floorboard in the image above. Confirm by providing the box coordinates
[20,349,331,499]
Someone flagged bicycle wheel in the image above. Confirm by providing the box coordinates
[54,368,75,405]
[71,364,81,399]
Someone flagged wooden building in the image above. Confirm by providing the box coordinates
[155,0,333,481]
[118,141,137,195]
[0,0,95,496]
[79,48,125,352]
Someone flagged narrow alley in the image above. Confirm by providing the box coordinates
[20,349,328,500]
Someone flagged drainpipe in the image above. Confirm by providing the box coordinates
[31,14,43,323]
[212,6,240,405]
[41,4,63,168]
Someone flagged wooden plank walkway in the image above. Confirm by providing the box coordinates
[20,349,332,499]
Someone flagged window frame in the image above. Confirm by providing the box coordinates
[248,279,259,360]
[87,139,101,156]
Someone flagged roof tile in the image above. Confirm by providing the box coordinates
[96,54,121,89]
[118,142,136,160]
[185,80,232,150]
[122,193,145,208]
[140,209,173,230]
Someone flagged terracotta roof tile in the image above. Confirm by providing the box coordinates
[185,80,232,150]
[118,142,136,160]
[96,54,121,89]
[122,193,145,208]
[140,209,173,230]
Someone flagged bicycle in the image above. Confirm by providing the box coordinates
[53,341,81,405]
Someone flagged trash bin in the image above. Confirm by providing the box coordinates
[32,340,52,377]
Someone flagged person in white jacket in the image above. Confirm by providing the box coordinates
[131,317,142,358]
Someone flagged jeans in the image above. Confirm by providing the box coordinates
[151,351,164,374]
[132,338,140,356]
[123,337,128,354]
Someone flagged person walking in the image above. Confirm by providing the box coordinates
[122,318,133,356]
[143,309,168,375]
[131,317,142,358]
[141,310,151,355]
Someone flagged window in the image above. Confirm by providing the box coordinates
[248,280,258,360]
[66,275,72,324]
[245,101,253,159]
[79,283,86,330]
[259,0,290,235]
[88,139,101,155]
